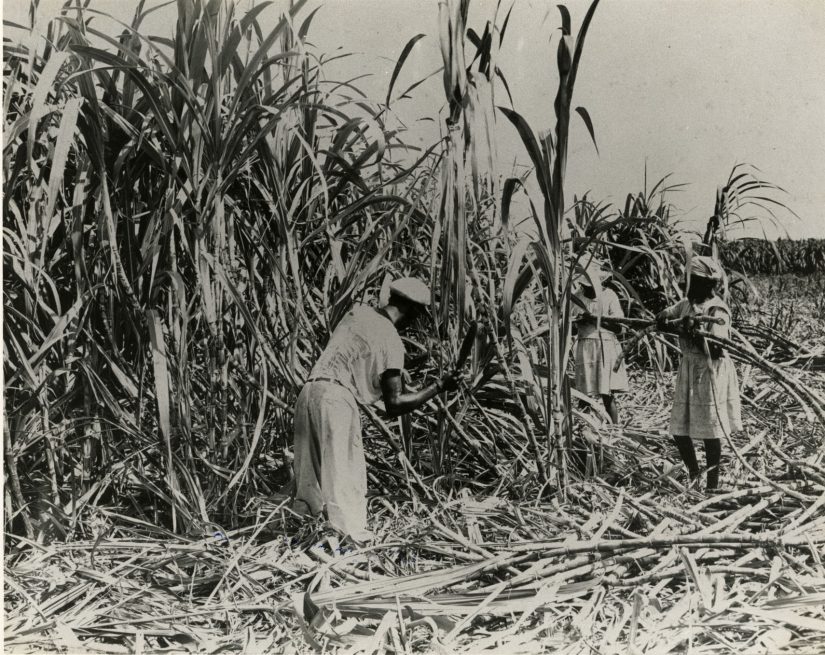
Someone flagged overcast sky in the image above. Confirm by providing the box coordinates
[5,0,824,238]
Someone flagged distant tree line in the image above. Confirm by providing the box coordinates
[720,238,825,275]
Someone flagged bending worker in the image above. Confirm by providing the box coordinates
[292,277,460,543]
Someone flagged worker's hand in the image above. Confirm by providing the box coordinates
[599,315,617,328]
[680,315,697,335]
[604,318,622,334]
[438,370,462,393]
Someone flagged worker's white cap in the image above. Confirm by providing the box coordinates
[389,277,431,307]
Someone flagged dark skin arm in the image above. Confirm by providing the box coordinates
[381,369,459,418]
[695,308,726,359]
[684,278,725,358]
[656,312,725,359]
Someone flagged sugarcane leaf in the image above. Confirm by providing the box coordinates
[566,0,600,96]
[147,310,172,444]
[501,177,522,231]
[27,51,69,165]
[397,66,442,100]
[146,309,177,528]
[557,4,571,35]
[94,343,139,398]
[499,3,514,45]
[574,106,598,155]
[298,5,322,40]
[495,65,514,108]
[231,0,308,114]
[6,331,38,389]
[69,44,178,148]
[225,362,268,492]
[22,294,86,376]
[42,97,82,230]
[386,33,426,107]
[498,106,550,200]
[502,238,532,328]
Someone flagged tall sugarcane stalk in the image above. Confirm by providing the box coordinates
[433,0,502,474]
[501,1,601,488]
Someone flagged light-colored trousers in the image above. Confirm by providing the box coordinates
[293,381,370,540]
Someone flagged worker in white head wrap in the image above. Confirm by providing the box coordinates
[656,255,742,491]
[572,260,629,424]
[293,277,461,544]
[689,255,723,281]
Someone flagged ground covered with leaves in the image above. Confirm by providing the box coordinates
[5,277,825,655]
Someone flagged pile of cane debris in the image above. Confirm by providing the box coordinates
[5,406,825,654]
[5,308,825,654]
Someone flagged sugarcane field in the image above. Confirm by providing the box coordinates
[4,0,825,653]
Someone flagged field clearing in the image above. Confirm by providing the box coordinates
[5,275,825,654]
[736,275,825,349]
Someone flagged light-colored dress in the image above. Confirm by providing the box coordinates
[573,288,629,396]
[660,296,742,441]
[293,305,404,540]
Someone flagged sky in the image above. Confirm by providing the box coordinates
[4,0,825,239]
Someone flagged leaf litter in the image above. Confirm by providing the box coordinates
[5,356,824,654]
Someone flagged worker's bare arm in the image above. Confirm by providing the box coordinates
[702,308,727,359]
[656,313,726,359]
[381,369,459,417]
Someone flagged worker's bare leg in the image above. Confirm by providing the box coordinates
[601,394,619,424]
[673,435,700,482]
[703,439,721,490]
